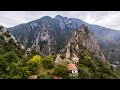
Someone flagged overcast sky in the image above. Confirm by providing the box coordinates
[0,11,120,30]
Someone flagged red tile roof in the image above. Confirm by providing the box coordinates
[54,76,62,79]
[67,63,77,70]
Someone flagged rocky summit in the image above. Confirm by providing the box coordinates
[55,24,106,64]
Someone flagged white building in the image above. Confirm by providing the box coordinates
[67,63,78,76]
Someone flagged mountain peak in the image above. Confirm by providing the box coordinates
[80,24,87,28]
[55,15,63,18]
[75,24,91,35]
[79,24,88,30]
[55,15,67,19]
[40,16,52,20]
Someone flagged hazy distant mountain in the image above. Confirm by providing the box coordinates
[7,15,120,65]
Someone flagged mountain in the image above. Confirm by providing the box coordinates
[7,16,77,55]
[2,24,120,79]
[55,24,120,79]
[7,15,120,65]
[55,24,106,64]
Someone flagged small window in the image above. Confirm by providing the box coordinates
[74,71,76,73]
[72,70,76,74]
[74,70,78,74]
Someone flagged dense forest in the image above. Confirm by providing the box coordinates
[1,23,120,79]
[1,27,120,79]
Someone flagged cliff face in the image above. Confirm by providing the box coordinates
[55,24,106,64]
[7,17,58,55]
[7,16,75,56]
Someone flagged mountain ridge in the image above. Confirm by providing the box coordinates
[7,15,120,65]
[8,15,120,31]
[55,24,106,64]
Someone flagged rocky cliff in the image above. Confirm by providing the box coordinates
[55,24,106,64]
[0,25,25,50]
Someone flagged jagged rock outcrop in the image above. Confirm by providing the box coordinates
[55,24,106,64]
[0,25,25,50]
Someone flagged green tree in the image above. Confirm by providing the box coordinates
[0,55,6,74]
[31,49,39,56]
[27,55,42,75]
[78,64,92,79]
[41,55,55,69]
[54,63,69,79]
[3,51,18,63]
[28,55,42,64]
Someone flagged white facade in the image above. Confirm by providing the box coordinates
[70,69,78,76]
[72,69,78,74]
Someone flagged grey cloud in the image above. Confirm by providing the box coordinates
[0,11,120,30]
